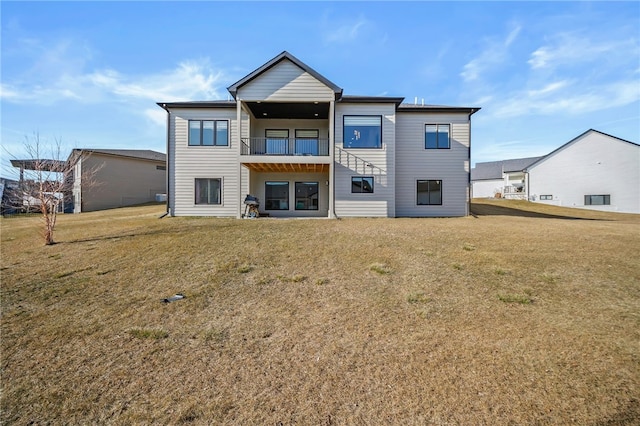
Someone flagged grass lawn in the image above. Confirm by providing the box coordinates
[2,200,639,424]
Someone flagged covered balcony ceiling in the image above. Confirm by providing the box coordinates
[245,102,329,119]
[243,162,329,173]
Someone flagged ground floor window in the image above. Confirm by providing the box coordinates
[417,180,442,205]
[585,194,610,205]
[195,178,221,205]
[295,182,318,210]
[265,181,289,210]
[540,195,553,200]
[351,176,374,193]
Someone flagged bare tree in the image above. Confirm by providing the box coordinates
[3,133,98,245]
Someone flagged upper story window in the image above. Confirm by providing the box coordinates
[189,120,228,146]
[425,124,450,149]
[344,116,382,149]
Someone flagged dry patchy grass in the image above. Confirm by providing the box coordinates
[1,202,639,424]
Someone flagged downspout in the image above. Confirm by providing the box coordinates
[467,111,472,216]
[164,104,171,217]
[330,99,339,219]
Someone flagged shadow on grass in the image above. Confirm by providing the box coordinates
[63,227,182,244]
[470,203,603,220]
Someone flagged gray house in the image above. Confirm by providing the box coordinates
[71,149,166,213]
[158,51,479,218]
[472,129,640,213]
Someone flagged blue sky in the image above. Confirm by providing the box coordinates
[2,1,639,173]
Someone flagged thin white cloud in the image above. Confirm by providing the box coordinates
[493,79,640,118]
[528,33,639,70]
[460,24,522,82]
[325,17,368,43]
[87,61,224,102]
[1,60,225,105]
[527,80,569,97]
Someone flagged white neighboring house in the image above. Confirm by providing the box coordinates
[472,129,640,213]
[158,51,480,218]
[470,156,542,199]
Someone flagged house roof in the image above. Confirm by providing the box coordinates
[524,129,639,171]
[339,95,406,106]
[397,103,481,115]
[73,149,166,162]
[226,51,343,100]
[471,156,542,181]
[157,100,236,110]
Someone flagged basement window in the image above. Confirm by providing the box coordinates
[584,194,610,205]
[417,180,442,205]
[351,176,374,193]
[540,195,552,200]
[195,178,221,205]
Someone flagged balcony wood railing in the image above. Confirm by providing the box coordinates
[241,138,329,156]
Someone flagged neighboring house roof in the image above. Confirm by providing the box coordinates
[524,129,639,171]
[73,149,166,162]
[227,51,343,100]
[471,156,542,181]
[472,128,639,181]
[10,159,67,171]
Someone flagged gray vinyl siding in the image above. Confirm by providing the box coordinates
[237,60,335,102]
[528,132,640,213]
[395,112,471,217]
[169,108,246,216]
[334,103,396,217]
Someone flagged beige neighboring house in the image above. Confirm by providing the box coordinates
[71,149,166,213]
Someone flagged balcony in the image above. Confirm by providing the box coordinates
[241,138,329,157]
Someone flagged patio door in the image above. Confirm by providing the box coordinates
[265,129,289,155]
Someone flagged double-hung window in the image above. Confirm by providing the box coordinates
[425,124,450,149]
[265,182,289,210]
[189,120,228,146]
[351,176,374,193]
[295,182,319,210]
[417,180,442,205]
[344,116,382,149]
[195,178,222,205]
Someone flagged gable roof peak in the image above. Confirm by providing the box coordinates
[226,51,342,100]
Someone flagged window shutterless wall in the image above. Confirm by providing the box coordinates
[169,108,243,216]
[395,112,471,217]
[334,103,396,217]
